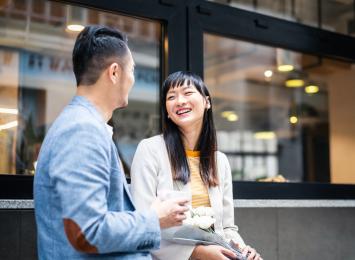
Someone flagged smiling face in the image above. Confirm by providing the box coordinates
[165,82,210,132]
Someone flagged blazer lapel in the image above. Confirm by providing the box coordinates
[111,142,135,209]
[119,160,135,208]
[123,176,135,209]
[208,186,223,233]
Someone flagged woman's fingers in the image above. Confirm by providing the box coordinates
[247,248,256,260]
[242,245,250,257]
[241,245,262,260]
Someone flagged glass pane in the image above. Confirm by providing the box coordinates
[208,0,355,37]
[204,33,355,183]
[0,0,161,175]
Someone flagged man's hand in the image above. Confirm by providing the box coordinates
[150,198,189,229]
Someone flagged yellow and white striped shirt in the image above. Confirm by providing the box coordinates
[186,150,211,208]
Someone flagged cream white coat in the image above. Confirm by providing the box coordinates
[130,135,245,260]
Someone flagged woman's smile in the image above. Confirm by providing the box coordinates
[176,107,192,116]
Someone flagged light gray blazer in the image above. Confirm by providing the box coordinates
[34,96,160,260]
[130,135,245,260]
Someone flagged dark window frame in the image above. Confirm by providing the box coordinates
[188,0,355,75]
[187,0,355,199]
[1,0,355,199]
[0,0,188,199]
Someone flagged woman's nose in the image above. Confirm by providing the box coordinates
[176,95,187,105]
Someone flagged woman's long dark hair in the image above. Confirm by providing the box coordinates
[161,71,219,187]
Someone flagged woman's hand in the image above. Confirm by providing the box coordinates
[233,242,262,260]
[190,245,237,260]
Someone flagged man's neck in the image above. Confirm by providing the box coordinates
[76,85,113,122]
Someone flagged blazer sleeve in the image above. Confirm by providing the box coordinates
[131,138,196,260]
[50,122,160,254]
[220,153,246,247]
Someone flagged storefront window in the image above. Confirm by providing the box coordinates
[204,33,355,183]
[209,0,355,37]
[0,0,161,175]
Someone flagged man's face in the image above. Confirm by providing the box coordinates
[116,49,135,108]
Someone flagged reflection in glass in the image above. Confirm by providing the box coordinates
[204,33,354,183]
[209,0,355,37]
[0,0,161,175]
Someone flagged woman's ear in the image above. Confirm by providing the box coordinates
[205,97,211,109]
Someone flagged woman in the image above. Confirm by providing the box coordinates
[131,71,261,260]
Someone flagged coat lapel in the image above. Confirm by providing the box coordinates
[111,142,135,209]
[208,186,223,234]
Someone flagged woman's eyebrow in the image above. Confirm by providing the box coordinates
[182,85,193,90]
[167,84,193,94]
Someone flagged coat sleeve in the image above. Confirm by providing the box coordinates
[220,153,246,247]
[50,122,161,254]
[130,138,195,260]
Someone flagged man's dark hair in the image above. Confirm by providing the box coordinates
[72,25,129,86]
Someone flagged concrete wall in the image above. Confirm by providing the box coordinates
[1,208,355,260]
[236,207,355,260]
[0,210,37,260]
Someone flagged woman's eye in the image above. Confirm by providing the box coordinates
[185,91,194,95]
[167,96,175,100]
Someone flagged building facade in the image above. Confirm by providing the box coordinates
[0,0,355,259]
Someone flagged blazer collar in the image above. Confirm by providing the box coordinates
[71,96,135,208]
[70,95,107,125]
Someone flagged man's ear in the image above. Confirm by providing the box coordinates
[108,62,122,84]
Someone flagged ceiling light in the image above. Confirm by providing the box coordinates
[285,79,304,88]
[221,111,239,121]
[0,120,18,131]
[264,70,273,78]
[276,48,299,72]
[289,116,298,124]
[227,114,238,122]
[254,131,276,139]
[0,108,18,114]
[66,24,85,32]
[278,64,294,72]
[66,6,87,32]
[221,111,234,118]
[305,85,319,94]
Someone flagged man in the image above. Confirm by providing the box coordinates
[34,25,189,259]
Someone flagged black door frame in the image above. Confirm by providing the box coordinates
[62,0,191,76]
[0,0,189,199]
[186,0,355,199]
[1,0,355,199]
[187,0,355,77]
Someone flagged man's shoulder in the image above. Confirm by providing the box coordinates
[60,103,99,124]
[45,103,107,146]
[55,103,103,130]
